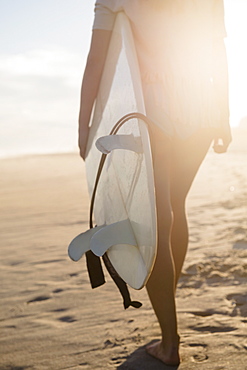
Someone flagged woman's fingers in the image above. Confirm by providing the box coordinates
[78,125,90,160]
[213,132,232,153]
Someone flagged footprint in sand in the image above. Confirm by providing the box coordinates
[227,293,247,305]
[78,363,90,368]
[52,288,64,294]
[50,308,68,313]
[2,366,32,370]
[111,349,129,367]
[27,295,50,303]
[226,292,247,316]
[190,310,214,317]
[58,315,77,323]
[233,239,247,250]
[70,272,79,277]
[111,355,128,366]
[192,353,209,362]
[188,343,209,363]
[32,258,65,265]
[189,324,237,333]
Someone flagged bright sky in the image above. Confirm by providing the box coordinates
[0,0,246,157]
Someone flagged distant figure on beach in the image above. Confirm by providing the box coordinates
[78,0,231,366]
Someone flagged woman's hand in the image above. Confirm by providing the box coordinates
[212,35,231,154]
[213,126,232,153]
[78,124,90,160]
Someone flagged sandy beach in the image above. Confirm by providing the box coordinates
[0,127,246,369]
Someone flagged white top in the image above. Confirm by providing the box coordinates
[93,0,229,138]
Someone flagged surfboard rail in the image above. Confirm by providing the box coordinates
[68,13,157,307]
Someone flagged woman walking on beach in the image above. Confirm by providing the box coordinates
[78,0,231,365]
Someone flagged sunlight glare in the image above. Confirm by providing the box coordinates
[224,0,247,127]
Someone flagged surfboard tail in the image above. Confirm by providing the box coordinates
[102,254,142,309]
[68,219,142,308]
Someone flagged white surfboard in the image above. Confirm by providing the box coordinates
[68,13,157,290]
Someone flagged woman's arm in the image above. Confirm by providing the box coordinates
[212,37,232,153]
[78,29,112,160]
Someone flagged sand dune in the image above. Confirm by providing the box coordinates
[0,128,246,369]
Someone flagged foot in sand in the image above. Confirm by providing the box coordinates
[146,339,180,366]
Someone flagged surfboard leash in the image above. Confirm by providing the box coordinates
[89,112,153,228]
[86,112,153,309]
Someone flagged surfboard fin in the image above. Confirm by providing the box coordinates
[68,220,142,309]
[90,219,137,257]
[96,134,142,154]
[68,225,104,261]
[68,220,136,261]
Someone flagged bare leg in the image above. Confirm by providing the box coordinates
[145,128,214,365]
[171,204,188,287]
[170,130,214,284]
[146,132,180,365]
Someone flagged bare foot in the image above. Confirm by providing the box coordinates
[146,340,180,366]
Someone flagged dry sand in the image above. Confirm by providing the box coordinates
[0,128,246,369]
